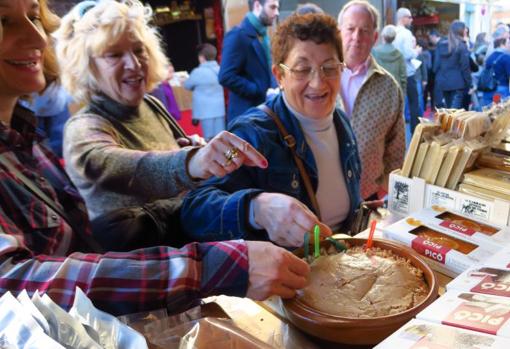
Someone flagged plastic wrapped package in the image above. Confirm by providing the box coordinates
[30,291,102,349]
[69,287,148,349]
[0,292,64,348]
[16,290,51,335]
[462,168,510,197]
[477,151,510,172]
[150,317,273,349]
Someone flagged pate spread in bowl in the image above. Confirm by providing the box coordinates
[282,238,438,345]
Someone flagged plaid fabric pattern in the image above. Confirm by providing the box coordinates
[0,104,248,315]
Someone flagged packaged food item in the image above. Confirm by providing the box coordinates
[492,143,510,157]
[477,151,510,172]
[446,140,486,190]
[411,207,510,247]
[69,287,148,349]
[382,216,500,277]
[447,266,510,298]
[31,291,102,349]
[411,141,430,178]
[375,318,510,348]
[463,168,510,197]
[436,144,462,187]
[417,290,510,337]
[419,141,449,184]
[401,123,440,177]
[459,183,510,202]
[0,292,64,348]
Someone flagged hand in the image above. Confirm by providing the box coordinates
[187,131,268,179]
[251,192,332,247]
[245,241,310,300]
[415,45,423,55]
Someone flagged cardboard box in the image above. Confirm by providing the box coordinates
[382,217,500,277]
[388,171,510,227]
[375,318,510,348]
[417,290,510,337]
[447,266,510,298]
[411,207,510,248]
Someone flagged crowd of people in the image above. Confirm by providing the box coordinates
[0,0,507,321]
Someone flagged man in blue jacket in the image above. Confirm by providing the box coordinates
[219,0,279,123]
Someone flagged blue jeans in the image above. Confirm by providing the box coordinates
[442,89,464,109]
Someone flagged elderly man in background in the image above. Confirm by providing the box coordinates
[394,7,422,134]
[219,0,279,123]
[337,0,405,201]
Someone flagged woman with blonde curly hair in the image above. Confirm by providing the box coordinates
[55,0,267,222]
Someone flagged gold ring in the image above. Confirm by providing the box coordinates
[224,147,239,166]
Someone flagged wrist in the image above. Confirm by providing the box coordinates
[185,147,203,180]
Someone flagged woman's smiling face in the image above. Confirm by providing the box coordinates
[273,40,341,119]
[0,0,47,99]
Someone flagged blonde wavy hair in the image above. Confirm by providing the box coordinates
[54,0,168,103]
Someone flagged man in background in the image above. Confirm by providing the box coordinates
[393,7,422,134]
[337,0,404,200]
[219,0,279,123]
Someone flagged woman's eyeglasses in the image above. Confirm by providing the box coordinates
[279,62,344,81]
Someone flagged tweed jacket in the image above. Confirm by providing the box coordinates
[339,57,405,198]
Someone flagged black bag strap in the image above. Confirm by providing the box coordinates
[144,94,188,140]
[257,104,321,220]
[0,154,104,253]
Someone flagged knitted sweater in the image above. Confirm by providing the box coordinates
[63,94,198,219]
[339,57,405,198]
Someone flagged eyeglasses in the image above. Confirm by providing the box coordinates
[279,62,344,81]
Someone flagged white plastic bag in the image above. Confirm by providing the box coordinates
[31,291,102,349]
[69,287,148,349]
[0,292,63,348]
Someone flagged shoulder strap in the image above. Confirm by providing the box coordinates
[0,155,104,253]
[257,104,321,220]
[144,94,187,140]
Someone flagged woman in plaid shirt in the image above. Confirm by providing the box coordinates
[0,0,309,316]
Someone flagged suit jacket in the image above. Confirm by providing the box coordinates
[219,16,276,123]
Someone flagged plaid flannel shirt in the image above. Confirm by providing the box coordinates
[0,104,248,315]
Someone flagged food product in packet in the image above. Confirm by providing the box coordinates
[16,289,50,335]
[447,265,510,298]
[69,287,148,349]
[417,290,510,337]
[0,292,64,348]
[375,318,510,348]
[382,216,499,277]
[31,291,102,349]
[150,317,273,349]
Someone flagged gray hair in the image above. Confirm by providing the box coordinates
[396,7,412,22]
[381,24,397,43]
[337,0,379,31]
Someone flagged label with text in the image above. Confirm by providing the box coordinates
[442,301,510,335]
[472,274,510,298]
[411,236,450,264]
[440,220,476,236]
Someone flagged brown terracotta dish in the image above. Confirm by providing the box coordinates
[282,238,438,345]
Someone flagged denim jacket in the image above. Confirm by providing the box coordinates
[181,93,361,241]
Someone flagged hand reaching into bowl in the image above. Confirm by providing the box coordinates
[251,192,332,248]
[246,241,310,300]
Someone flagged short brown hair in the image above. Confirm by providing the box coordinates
[197,43,217,61]
[271,13,342,66]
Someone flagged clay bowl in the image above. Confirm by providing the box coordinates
[282,237,438,345]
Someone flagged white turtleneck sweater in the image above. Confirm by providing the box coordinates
[282,95,350,227]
